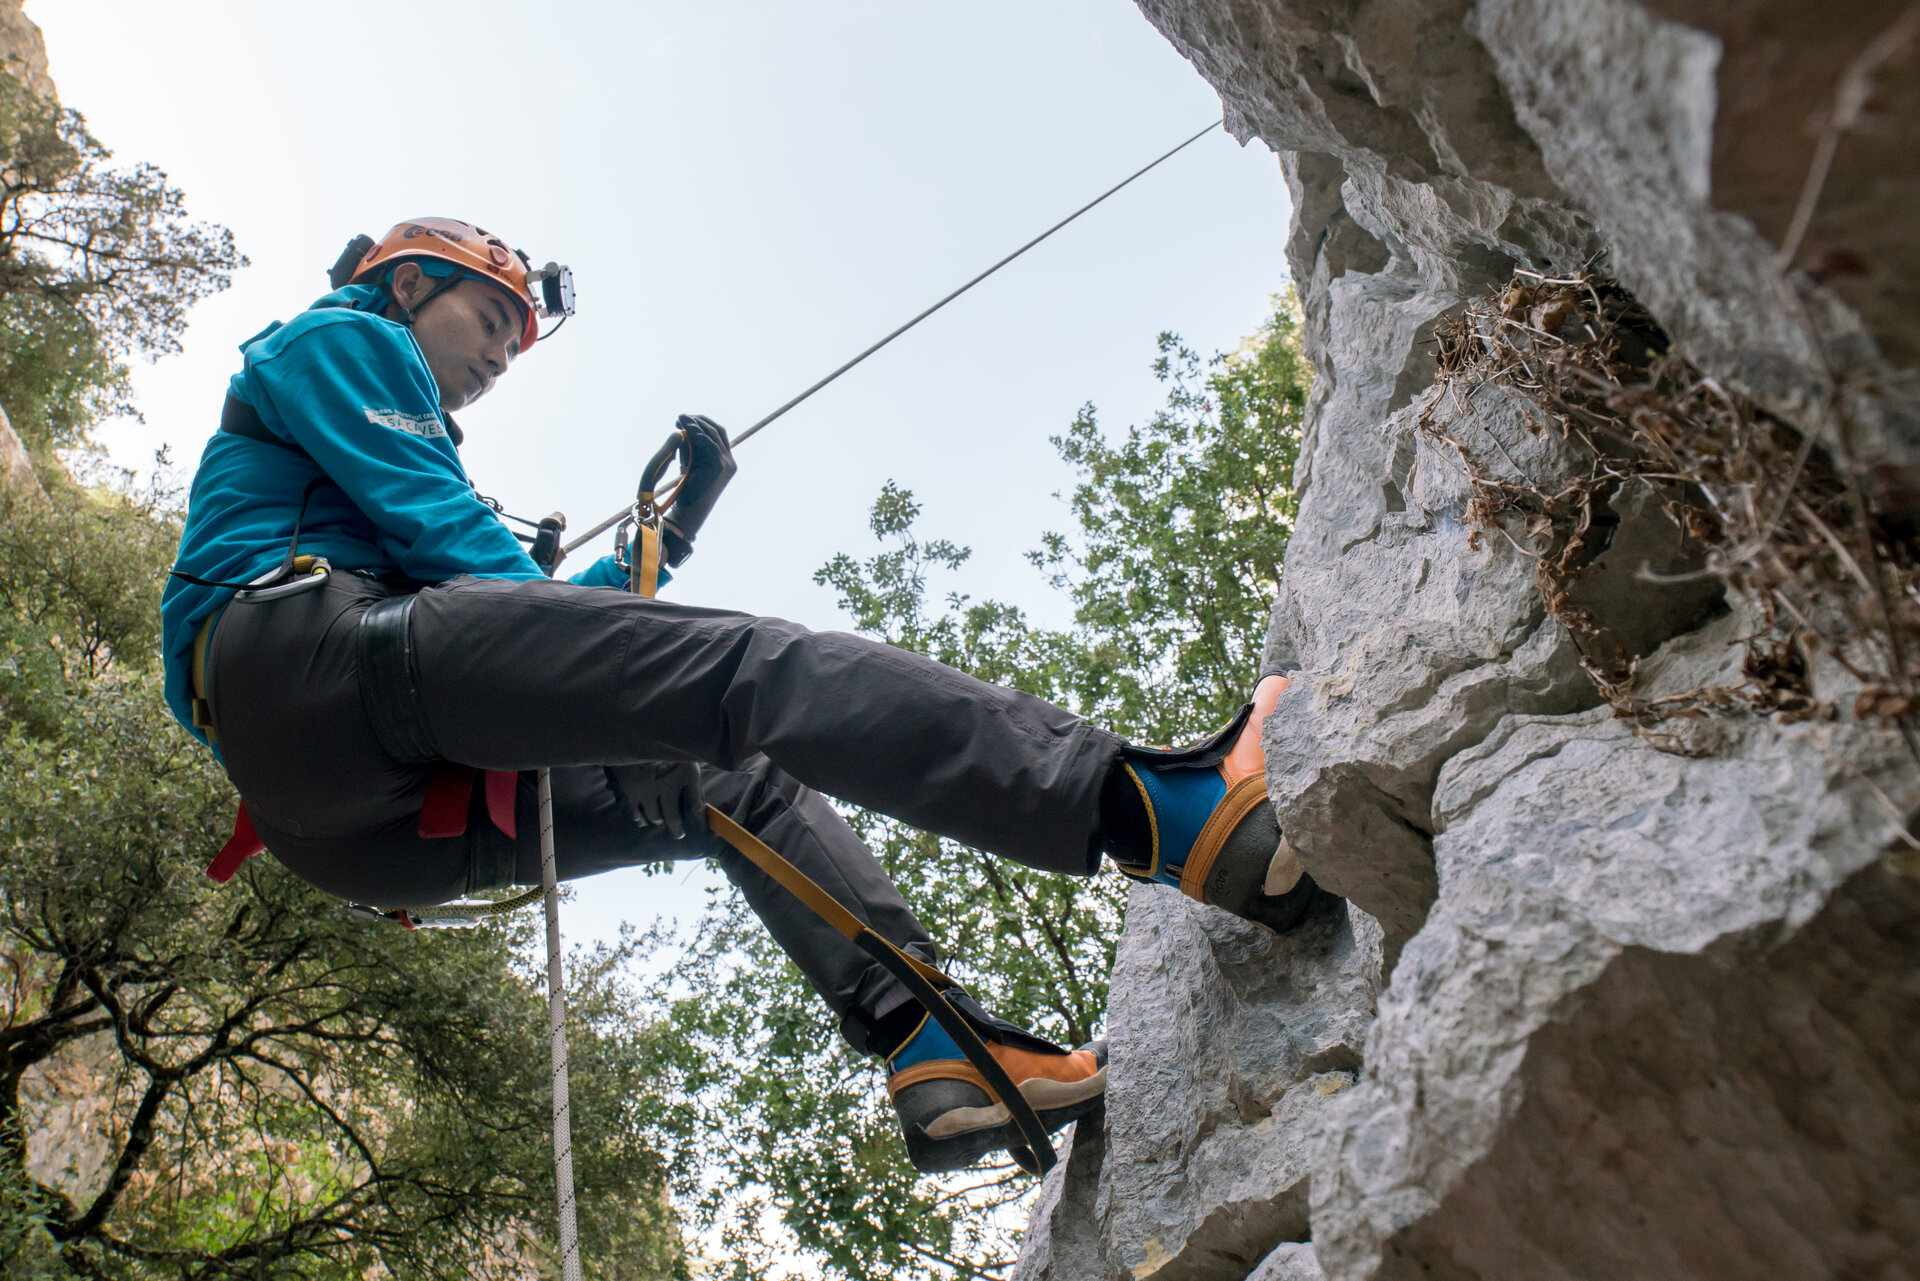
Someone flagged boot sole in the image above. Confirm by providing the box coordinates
[1189,796,1330,934]
[923,1066,1108,1138]
[896,1045,1108,1173]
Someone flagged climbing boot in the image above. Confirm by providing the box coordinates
[1105,673,1328,933]
[885,1000,1106,1174]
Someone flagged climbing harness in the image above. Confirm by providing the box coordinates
[342,514,577,932]
[182,557,332,743]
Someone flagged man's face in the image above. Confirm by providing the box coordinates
[390,263,523,411]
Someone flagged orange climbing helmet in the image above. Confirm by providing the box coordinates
[330,217,575,351]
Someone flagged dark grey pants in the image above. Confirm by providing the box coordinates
[204,573,1119,1052]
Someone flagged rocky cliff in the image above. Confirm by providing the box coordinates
[0,0,49,496]
[0,0,51,98]
[1016,4,1920,1278]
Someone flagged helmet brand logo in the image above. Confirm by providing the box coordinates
[403,223,466,244]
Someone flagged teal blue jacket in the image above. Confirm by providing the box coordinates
[161,285,635,749]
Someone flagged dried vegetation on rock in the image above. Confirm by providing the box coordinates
[1425,269,1920,742]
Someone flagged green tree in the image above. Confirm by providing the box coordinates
[648,296,1309,1278]
[0,72,242,455]
[0,69,682,1279]
[1041,303,1308,743]
[0,399,685,1281]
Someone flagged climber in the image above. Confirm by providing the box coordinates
[160,217,1328,1174]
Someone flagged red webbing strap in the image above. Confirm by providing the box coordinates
[208,767,515,888]
[418,764,477,839]
[419,764,520,839]
[484,769,519,839]
[206,803,266,884]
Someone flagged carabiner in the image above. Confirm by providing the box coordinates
[633,429,685,525]
[235,556,332,603]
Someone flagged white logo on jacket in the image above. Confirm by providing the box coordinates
[362,406,448,438]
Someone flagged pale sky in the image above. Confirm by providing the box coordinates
[33,1,1294,951]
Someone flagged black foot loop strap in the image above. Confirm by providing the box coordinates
[704,807,1059,1176]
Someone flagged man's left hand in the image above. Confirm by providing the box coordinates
[660,413,736,567]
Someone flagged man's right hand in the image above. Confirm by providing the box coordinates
[605,760,708,839]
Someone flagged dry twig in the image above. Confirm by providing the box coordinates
[1776,4,1920,269]
[1424,271,1917,734]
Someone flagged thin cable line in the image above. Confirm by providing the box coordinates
[562,118,1223,555]
[734,118,1221,449]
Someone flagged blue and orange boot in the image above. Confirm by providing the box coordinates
[885,996,1106,1173]
[1102,673,1328,933]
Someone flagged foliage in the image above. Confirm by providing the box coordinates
[0,66,679,1279]
[0,476,684,1280]
[0,70,243,454]
[649,295,1310,1278]
[1041,303,1308,743]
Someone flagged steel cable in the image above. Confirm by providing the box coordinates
[562,118,1223,556]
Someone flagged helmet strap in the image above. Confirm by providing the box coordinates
[385,267,460,328]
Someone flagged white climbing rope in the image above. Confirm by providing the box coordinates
[539,766,582,1281]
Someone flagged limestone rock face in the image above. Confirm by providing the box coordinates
[0,0,54,99]
[1312,709,1920,1279]
[1017,2,1920,1278]
[1010,1119,1110,1280]
[0,0,51,497]
[1,403,39,493]
[2,0,53,499]
[1094,888,1377,1281]
[19,1030,120,1207]
[1013,887,1381,1281]
[1249,1243,1326,1281]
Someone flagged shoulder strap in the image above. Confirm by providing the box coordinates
[220,395,306,454]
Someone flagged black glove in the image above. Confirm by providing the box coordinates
[604,761,708,839]
[660,413,736,568]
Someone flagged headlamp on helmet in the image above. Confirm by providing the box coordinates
[523,258,576,323]
[328,218,574,351]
